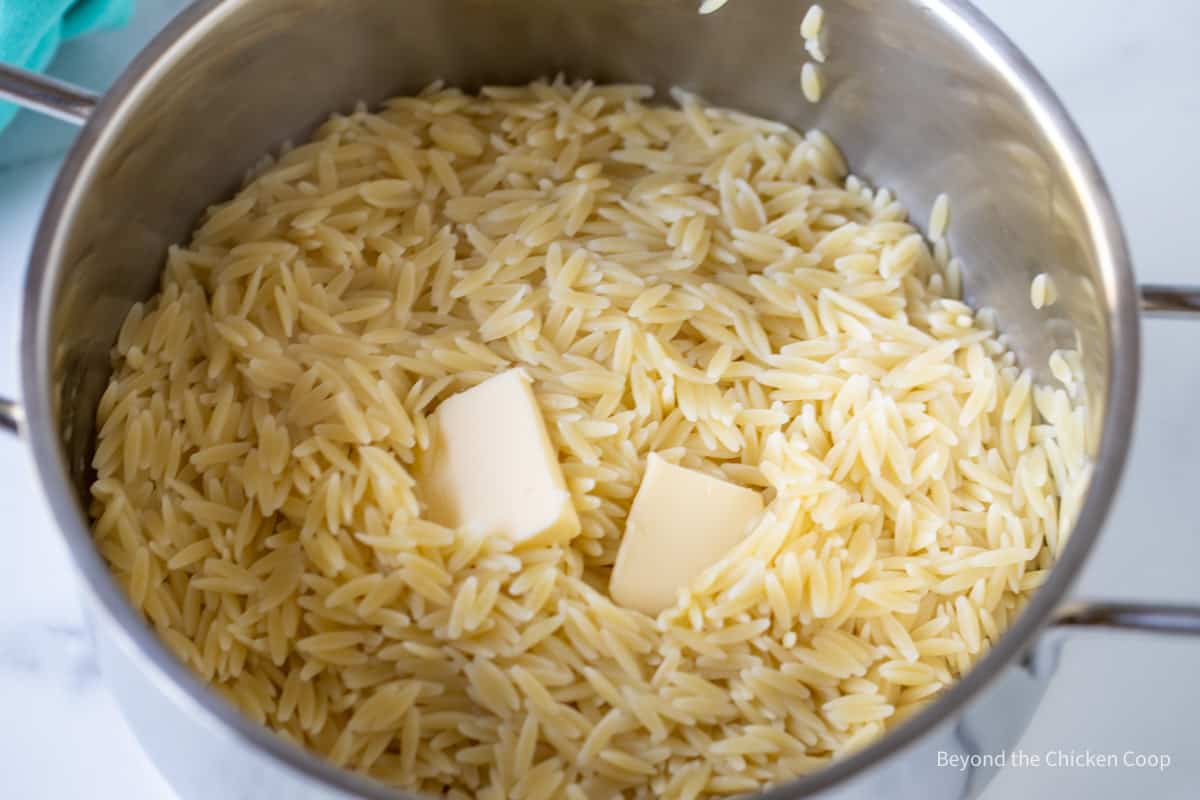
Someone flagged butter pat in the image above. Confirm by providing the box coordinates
[419,369,579,545]
[610,454,763,615]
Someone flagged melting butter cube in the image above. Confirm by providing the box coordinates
[610,453,763,615]
[419,369,580,545]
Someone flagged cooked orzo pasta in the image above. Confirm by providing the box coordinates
[89,78,1089,799]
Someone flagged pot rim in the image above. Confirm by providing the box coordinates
[20,0,1139,797]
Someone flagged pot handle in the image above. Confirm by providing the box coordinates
[1139,284,1200,319]
[0,64,94,437]
[0,61,96,125]
[1052,602,1200,636]
[0,399,22,435]
[1049,283,1200,636]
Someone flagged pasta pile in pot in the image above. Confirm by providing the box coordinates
[90,79,1089,799]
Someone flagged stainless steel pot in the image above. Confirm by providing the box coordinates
[2,1,1199,797]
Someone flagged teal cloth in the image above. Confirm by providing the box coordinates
[0,0,133,131]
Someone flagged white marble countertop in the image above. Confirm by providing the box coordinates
[1,1,1198,797]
